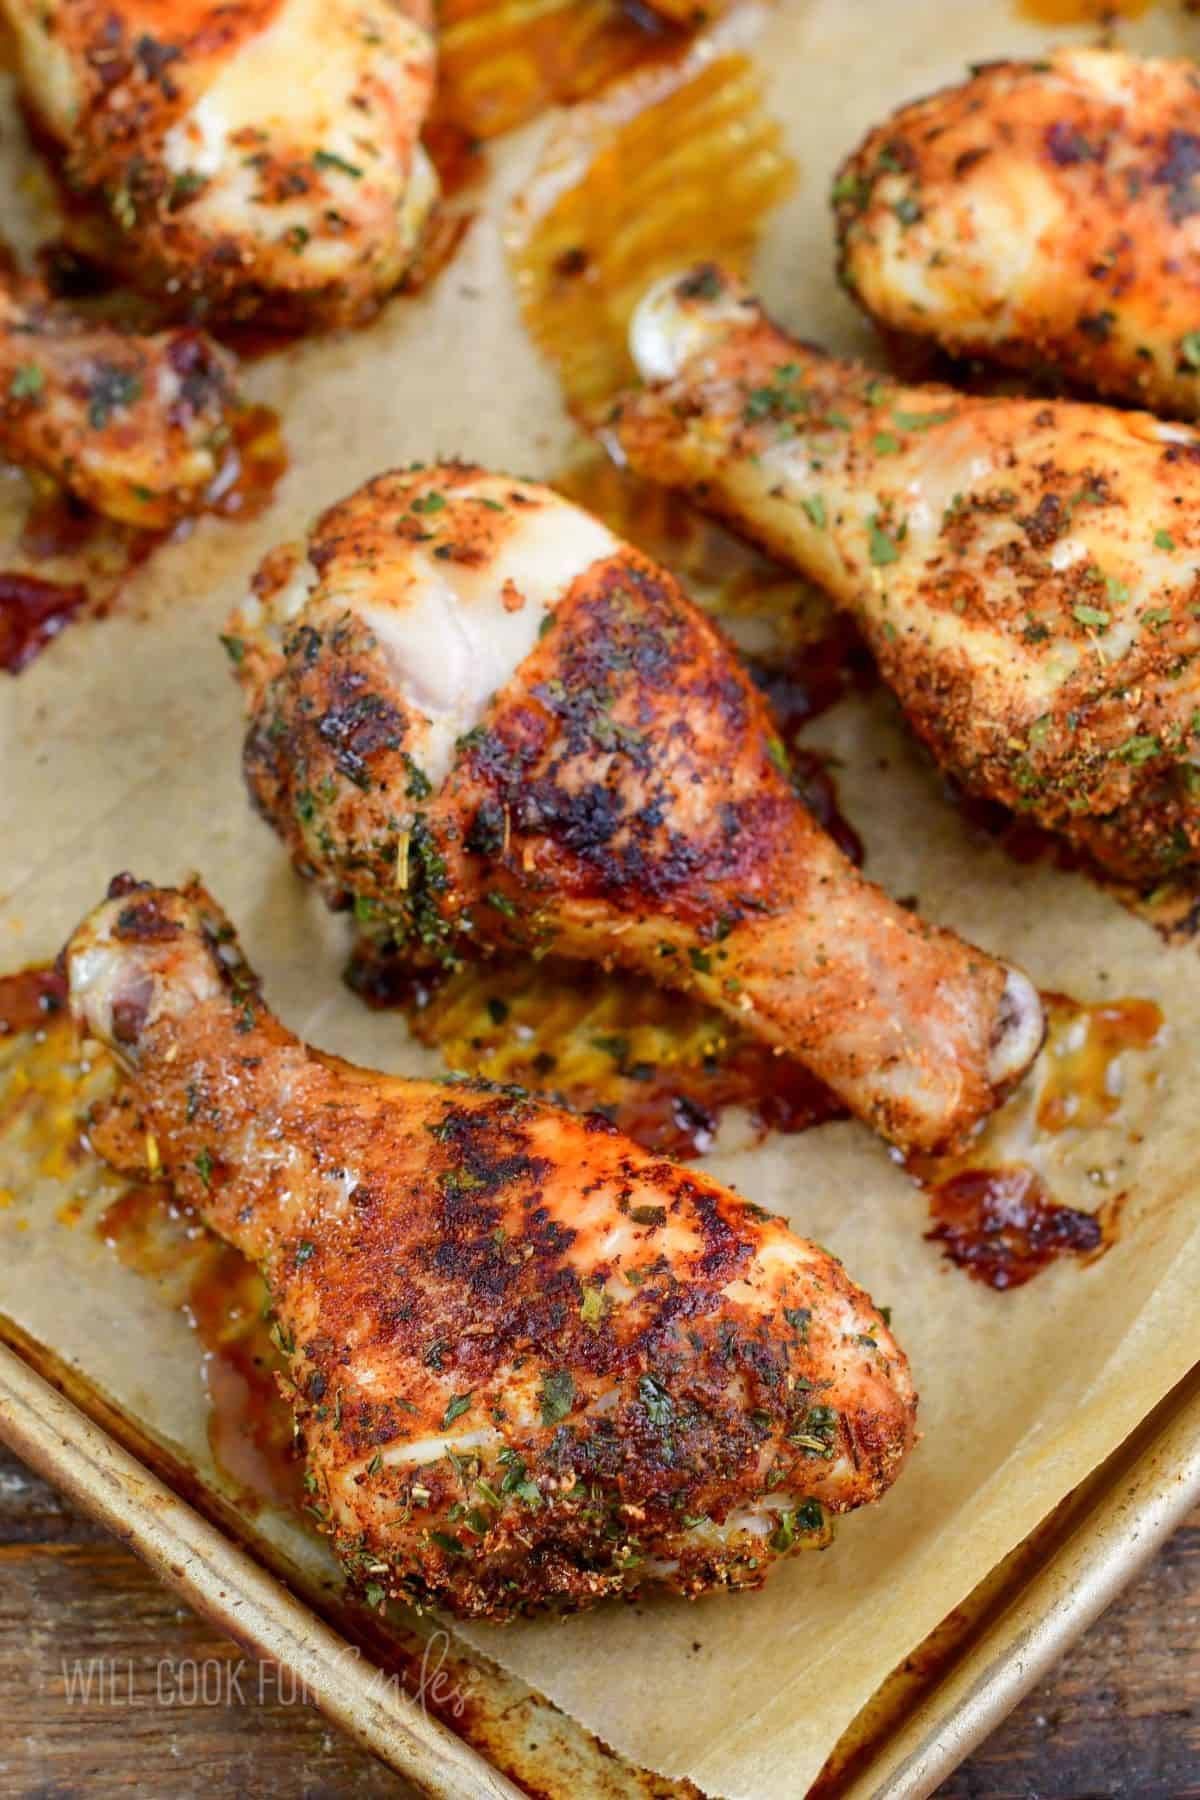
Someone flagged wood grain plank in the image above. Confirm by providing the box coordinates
[0,1444,1195,1798]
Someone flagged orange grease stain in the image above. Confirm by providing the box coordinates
[96,1182,302,1512]
[209,403,288,522]
[432,0,683,143]
[1036,994,1163,1133]
[1015,0,1151,19]
[912,994,1163,1290]
[0,964,67,1038]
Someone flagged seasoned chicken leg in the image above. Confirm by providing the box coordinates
[613,266,1200,885]
[0,278,241,527]
[2,0,438,329]
[835,48,1200,419]
[67,875,917,1619]
[227,463,1042,1155]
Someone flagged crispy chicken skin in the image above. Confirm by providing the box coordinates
[835,48,1200,418]
[0,278,241,526]
[66,876,917,1619]
[227,463,1043,1155]
[614,266,1200,885]
[2,0,438,329]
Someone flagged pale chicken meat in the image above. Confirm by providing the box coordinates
[1,0,438,329]
[835,48,1200,418]
[0,277,241,526]
[613,266,1200,885]
[226,462,1043,1156]
[67,876,917,1619]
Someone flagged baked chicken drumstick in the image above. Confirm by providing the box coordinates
[835,48,1200,419]
[613,266,1200,885]
[227,463,1043,1156]
[1,0,437,329]
[67,876,917,1619]
[0,278,241,527]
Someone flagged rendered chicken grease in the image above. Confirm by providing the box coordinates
[226,462,1044,1155]
[66,874,916,1618]
[615,265,1200,884]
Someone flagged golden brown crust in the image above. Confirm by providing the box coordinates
[835,47,1200,418]
[4,0,437,328]
[614,268,1200,885]
[68,876,916,1619]
[0,277,241,525]
[228,462,1041,1154]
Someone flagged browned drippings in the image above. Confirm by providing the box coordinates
[0,963,67,1036]
[1014,0,1151,19]
[912,993,1163,1289]
[0,973,299,1507]
[1,396,285,671]
[0,571,86,673]
[507,39,795,419]
[209,403,288,521]
[19,486,103,560]
[753,645,873,866]
[33,240,119,303]
[948,780,1085,874]
[421,120,488,200]
[348,943,845,1158]
[749,624,875,737]
[96,1182,302,1512]
[432,0,686,144]
[553,454,782,606]
[923,1164,1103,1291]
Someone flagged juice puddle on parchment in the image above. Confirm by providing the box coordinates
[507,21,796,421]
[96,1181,304,1513]
[349,944,847,1160]
[432,0,690,143]
[1014,0,1152,20]
[0,969,301,1512]
[0,968,1167,1509]
[909,994,1165,1289]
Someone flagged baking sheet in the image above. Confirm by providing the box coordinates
[3,2,1200,1797]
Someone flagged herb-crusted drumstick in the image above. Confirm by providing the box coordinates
[835,48,1200,420]
[613,265,1200,884]
[0,278,241,527]
[1,0,438,330]
[67,875,917,1619]
[225,462,1043,1155]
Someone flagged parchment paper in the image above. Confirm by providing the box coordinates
[2,4,1200,1796]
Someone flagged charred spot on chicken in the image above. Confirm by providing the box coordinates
[226,462,1043,1156]
[66,875,917,1620]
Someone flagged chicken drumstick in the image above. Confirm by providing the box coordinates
[67,875,917,1619]
[835,48,1200,420]
[613,266,1200,885]
[226,463,1043,1155]
[1,0,438,330]
[0,278,242,527]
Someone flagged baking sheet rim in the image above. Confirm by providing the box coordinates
[848,1355,1200,1800]
[0,1328,1197,1799]
[0,1335,521,1800]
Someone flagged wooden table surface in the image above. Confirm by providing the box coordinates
[1,1443,1196,1799]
